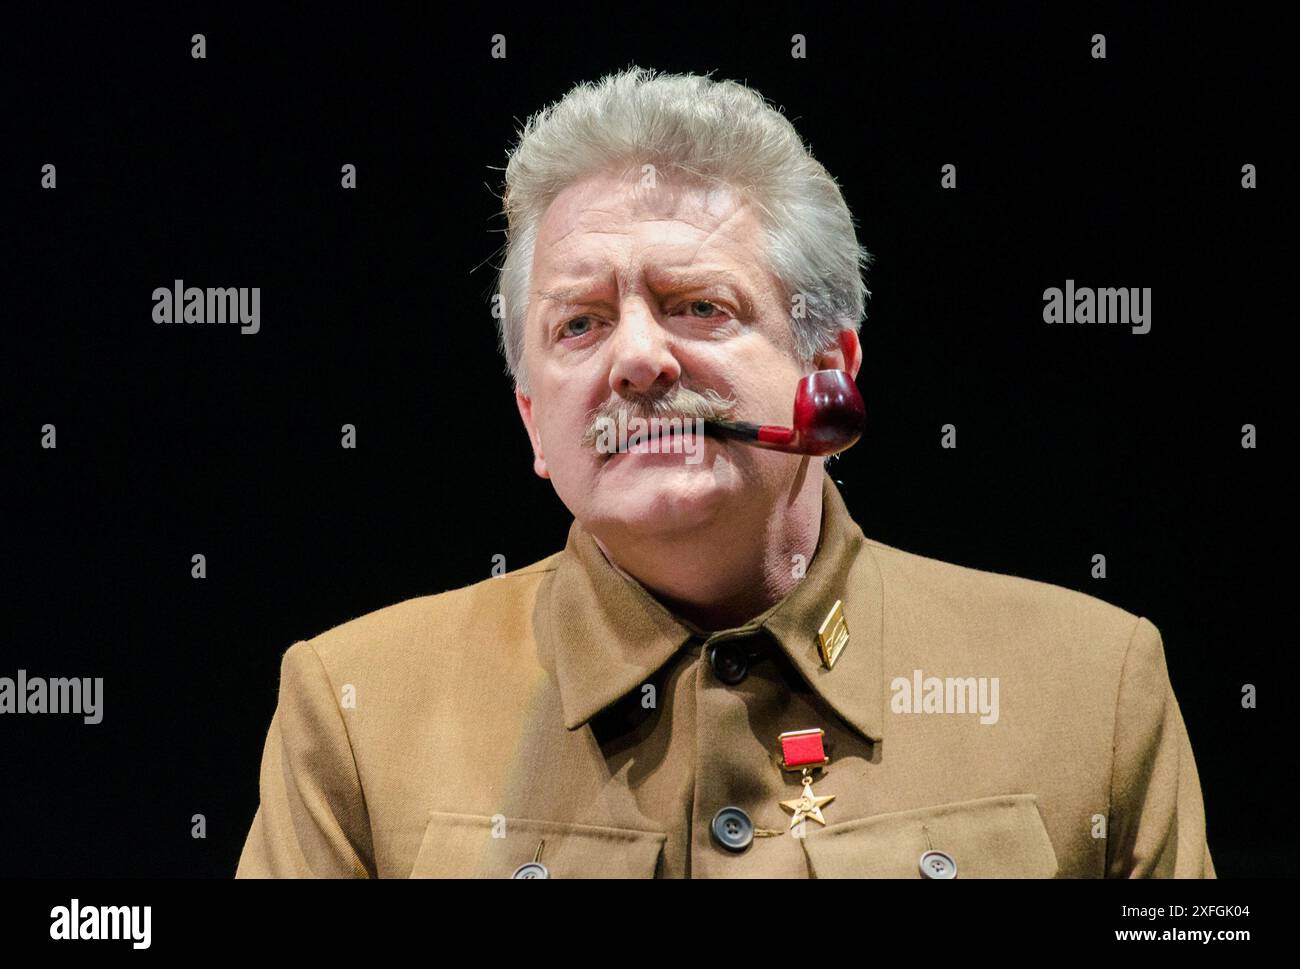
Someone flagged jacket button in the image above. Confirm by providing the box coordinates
[708,641,750,684]
[711,806,755,852]
[919,850,957,879]
[511,862,549,879]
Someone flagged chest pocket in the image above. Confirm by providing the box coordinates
[799,793,1059,878]
[408,810,666,878]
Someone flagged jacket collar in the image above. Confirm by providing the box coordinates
[534,469,885,744]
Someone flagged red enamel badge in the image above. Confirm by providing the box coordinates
[779,727,828,770]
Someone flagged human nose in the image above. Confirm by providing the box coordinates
[606,298,681,396]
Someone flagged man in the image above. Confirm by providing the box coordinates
[236,66,1214,878]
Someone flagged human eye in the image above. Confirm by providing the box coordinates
[558,315,599,340]
[675,299,729,319]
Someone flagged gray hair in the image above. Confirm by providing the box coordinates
[493,65,873,395]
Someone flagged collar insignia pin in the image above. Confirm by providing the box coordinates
[817,599,849,670]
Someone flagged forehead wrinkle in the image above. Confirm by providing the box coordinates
[549,180,750,253]
[547,213,752,283]
[534,191,767,308]
[544,222,633,252]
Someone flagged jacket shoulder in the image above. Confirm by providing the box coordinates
[862,536,1144,665]
[301,551,562,671]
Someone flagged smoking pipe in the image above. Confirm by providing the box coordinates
[702,369,865,456]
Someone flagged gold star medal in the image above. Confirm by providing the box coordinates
[778,727,835,828]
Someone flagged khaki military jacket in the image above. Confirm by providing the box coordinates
[236,471,1214,878]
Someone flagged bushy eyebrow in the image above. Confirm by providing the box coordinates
[535,269,754,311]
[535,283,596,306]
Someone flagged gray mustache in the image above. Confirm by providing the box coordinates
[581,387,739,449]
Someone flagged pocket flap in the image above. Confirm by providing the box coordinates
[800,793,1059,878]
[409,811,666,878]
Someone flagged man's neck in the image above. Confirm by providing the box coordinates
[590,463,824,633]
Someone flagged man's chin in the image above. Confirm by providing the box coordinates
[592,460,734,535]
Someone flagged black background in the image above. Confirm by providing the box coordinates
[3,3,1293,878]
